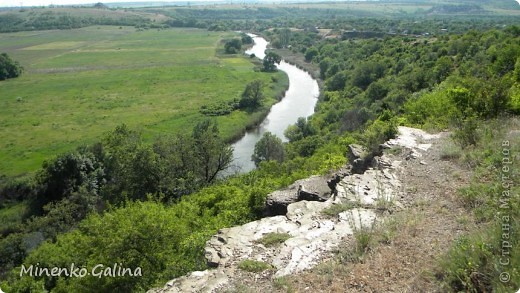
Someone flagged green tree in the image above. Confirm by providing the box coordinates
[239,80,263,110]
[263,52,281,72]
[304,47,319,62]
[224,38,242,54]
[278,28,291,48]
[252,132,285,166]
[0,53,23,80]
[241,33,253,45]
[32,148,105,215]
[192,119,233,183]
[284,117,316,142]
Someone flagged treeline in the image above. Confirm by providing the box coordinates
[159,6,519,35]
[0,120,233,276]
[0,124,349,292]
[0,10,150,32]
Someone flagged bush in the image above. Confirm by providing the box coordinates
[238,259,273,272]
[224,38,242,54]
[0,53,23,80]
[199,99,239,116]
[255,232,291,247]
[252,132,285,166]
[362,116,398,156]
[3,201,194,292]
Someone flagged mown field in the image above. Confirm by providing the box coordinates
[0,26,287,176]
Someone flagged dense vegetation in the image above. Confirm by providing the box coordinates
[0,8,155,32]
[0,53,22,80]
[1,1,519,292]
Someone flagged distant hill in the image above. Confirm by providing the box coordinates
[93,2,109,9]
[0,7,166,32]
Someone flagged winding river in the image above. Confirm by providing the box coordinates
[229,35,320,173]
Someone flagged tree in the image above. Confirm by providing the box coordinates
[241,33,253,45]
[305,47,319,62]
[263,52,281,72]
[239,80,263,110]
[284,117,316,142]
[192,119,233,183]
[0,53,23,80]
[278,28,291,48]
[252,132,285,166]
[32,149,105,215]
[224,38,242,54]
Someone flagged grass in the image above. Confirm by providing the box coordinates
[237,259,273,273]
[0,26,288,176]
[437,118,520,291]
[321,201,359,217]
[0,201,28,236]
[273,276,294,293]
[255,232,291,247]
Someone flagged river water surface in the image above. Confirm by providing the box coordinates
[230,35,319,173]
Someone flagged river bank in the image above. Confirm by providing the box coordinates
[229,35,320,173]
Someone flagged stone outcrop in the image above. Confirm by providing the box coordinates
[264,175,332,216]
[148,126,439,293]
[296,175,331,202]
[347,143,372,174]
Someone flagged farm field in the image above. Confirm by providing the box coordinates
[0,26,287,176]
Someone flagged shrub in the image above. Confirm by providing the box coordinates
[238,259,273,272]
[255,232,291,247]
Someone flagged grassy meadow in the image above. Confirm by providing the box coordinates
[0,26,288,176]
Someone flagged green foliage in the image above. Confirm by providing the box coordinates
[238,259,273,272]
[273,276,294,293]
[263,52,282,72]
[0,53,23,80]
[255,232,291,247]
[304,47,319,62]
[284,117,316,143]
[362,116,398,156]
[439,226,519,293]
[452,115,480,149]
[438,118,520,292]
[239,80,264,110]
[0,8,151,33]
[352,61,386,90]
[192,119,233,184]
[224,38,242,54]
[241,33,253,45]
[4,201,193,292]
[321,202,358,217]
[252,132,285,167]
[404,89,455,129]
[32,147,105,214]
[199,99,239,116]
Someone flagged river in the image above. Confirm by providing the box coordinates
[229,35,320,173]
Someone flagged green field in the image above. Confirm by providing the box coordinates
[0,26,287,176]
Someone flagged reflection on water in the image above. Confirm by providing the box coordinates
[229,35,320,173]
